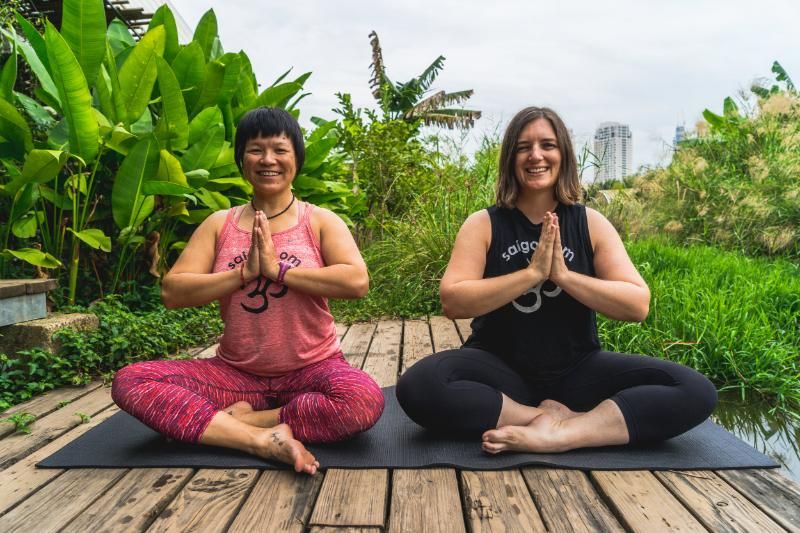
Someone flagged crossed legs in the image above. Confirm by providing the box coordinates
[396,347,717,453]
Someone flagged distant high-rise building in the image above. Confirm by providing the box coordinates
[593,122,632,182]
[674,124,686,149]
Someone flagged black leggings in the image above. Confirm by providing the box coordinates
[395,348,718,444]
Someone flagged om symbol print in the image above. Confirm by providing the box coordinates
[512,257,562,313]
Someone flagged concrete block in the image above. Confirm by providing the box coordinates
[0,312,99,355]
[0,292,47,327]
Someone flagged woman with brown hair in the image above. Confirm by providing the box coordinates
[396,107,716,453]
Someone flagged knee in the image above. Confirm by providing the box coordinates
[689,372,718,421]
[396,360,442,429]
[332,376,385,439]
[110,361,156,408]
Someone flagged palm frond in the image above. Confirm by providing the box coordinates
[368,31,389,99]
[408,90,476,118]
[772,61,795,92]
[417,109,482,130]
[416,55,446,92]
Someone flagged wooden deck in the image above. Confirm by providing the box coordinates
[1,316,799,532]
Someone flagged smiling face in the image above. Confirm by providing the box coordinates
[242,134,297,195]
[514,118,562,194]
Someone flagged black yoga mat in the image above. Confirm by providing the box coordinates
[38,386,777,471]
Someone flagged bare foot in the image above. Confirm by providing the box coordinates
[482,413,570,454]
[537,399,583,422]
[223,401,280,428]
[253,423,320,475]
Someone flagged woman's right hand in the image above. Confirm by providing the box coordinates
[527,212,556,282]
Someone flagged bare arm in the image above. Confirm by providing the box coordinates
[439,210,557,319]
[161,210,260,309]
[257,207,368,299]
[549,207,650,322]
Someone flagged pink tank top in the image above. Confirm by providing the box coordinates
[212,202,341,376]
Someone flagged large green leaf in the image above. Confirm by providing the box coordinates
[188,106,223,145]
[256,82,302,108]
[1,27,60,109]
[142,181,194,196]
[12,212,41,239]
[155,57,189,150]
[0,41,17,102]
[195,187,230,210]
[67,227,111,252]
[192,10,218,61]
[16,14,50,71]
[304,136,339,171]
[118,26,166,124]
[9,183,38,226]
[107,19,136,58]
[0,98,33,160]
[148,5,180,63]
[23,149,68,179]
[103,43,127,124]
[191,60,224,116]
[156,149,189,186]
[3,248,62,268]
[45,21,99,163]
[170,42,205,113]
[234,51,258,111]
[15,92,55,130]
[216,53,241,104]
[95,64,116,122]
[112,135,159,229]
[181,124,224,171]
[61,0,106,87]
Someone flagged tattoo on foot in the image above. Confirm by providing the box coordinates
[271,432,281,444]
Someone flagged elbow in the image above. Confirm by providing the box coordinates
[440,287,463,320]
[349,271,369,299]
[630,290,651,322]
[160,278,179,309]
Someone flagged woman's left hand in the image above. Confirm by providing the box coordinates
[255,211,280,280]
[549,214,570,284]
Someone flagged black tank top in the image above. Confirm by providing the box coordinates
[464,203,601,379]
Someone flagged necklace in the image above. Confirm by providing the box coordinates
[251,194,295,220]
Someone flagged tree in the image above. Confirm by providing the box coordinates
[367,31,481,129]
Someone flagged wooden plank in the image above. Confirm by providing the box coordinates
[429,316,462,352]
[717,468,800,532]
[400,319,432,373]
[335,322,349,342]
[453,318,472,341]
[309,469,388,527]
[0,381,103,439]
[147,469,259,532]
[309,526,380,533]
[0,468,127,532]
[0,406,119,516]
[0,386,113,470]
[655,470,784,532]
[339,322,376,368]
[228,470,323,533]
[61,468,193,533]
[460,470,545,532]
[591,470,705,532]
[390,469,465,533]
[522,468,623,532]
[194,343,219,359]
[361,319,402,387]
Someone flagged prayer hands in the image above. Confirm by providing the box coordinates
[253,210,280,280]
[527,211,557,282]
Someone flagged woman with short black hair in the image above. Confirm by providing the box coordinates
[112,108,383,474]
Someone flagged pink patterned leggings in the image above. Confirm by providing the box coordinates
[111,353,384,444]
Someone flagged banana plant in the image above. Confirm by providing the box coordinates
[0,1,349,305]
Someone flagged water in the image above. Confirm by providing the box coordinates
[712,392,800,483]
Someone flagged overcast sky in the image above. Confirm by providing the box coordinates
[164,0,799,179]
